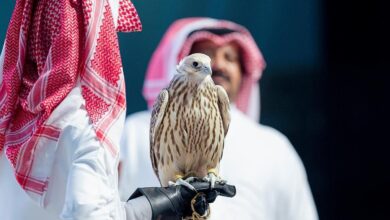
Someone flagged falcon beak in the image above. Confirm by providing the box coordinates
[203,65,212,75]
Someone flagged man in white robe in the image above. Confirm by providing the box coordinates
[119,17,319,220]
[0,2,224,220]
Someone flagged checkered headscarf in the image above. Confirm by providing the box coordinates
[143,17,265,121]
[0,0,141,203]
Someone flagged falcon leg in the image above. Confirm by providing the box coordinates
[168,174,196,191]
[203,168,227,188]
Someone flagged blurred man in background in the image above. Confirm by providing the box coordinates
[120,17,318,219]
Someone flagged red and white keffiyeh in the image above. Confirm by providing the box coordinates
[0,0,141,202]
[143,17,265,122]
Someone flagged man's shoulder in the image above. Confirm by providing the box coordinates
[231,109,290,146]
[256,124,291,146]
[230,109,302,166]
[122,110,152,136]
[125,110,151,124]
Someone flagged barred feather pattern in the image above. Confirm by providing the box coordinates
[150,72,229,187]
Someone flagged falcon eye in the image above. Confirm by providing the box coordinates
[192,61,199,68]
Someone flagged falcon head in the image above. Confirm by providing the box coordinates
[177,53,212,76]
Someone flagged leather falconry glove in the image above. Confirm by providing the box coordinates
[129,179,236,220]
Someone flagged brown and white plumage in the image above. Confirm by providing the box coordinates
[150,53,230,187]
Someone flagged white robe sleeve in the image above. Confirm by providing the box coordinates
[59,108,152,220]
[124,197,152,220]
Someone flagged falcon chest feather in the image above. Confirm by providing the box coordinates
[171,75,222,158]
[165,76,222,182]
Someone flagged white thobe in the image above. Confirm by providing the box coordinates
[119,107,319,220]
[0,86,152,220]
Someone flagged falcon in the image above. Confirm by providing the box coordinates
[150,53,230,189]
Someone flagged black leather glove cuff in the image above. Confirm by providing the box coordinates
[129,181,236,220]
[129,186,195,220]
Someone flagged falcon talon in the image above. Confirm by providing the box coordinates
[216,179,227,184]
[174,178,197,191]
[184,176,197,183]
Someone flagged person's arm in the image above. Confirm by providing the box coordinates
[58,108,152,220]
[58,109,234,220]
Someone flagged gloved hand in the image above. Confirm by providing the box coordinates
[129,179,236,220]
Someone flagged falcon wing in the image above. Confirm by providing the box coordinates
[216,85,231,136]
[150,89,169,177]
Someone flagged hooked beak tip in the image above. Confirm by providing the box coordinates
[204,66,212,75]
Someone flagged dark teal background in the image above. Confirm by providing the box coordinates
[115,0,324,114]
[0,0,324,114]
[1,1,388,219]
